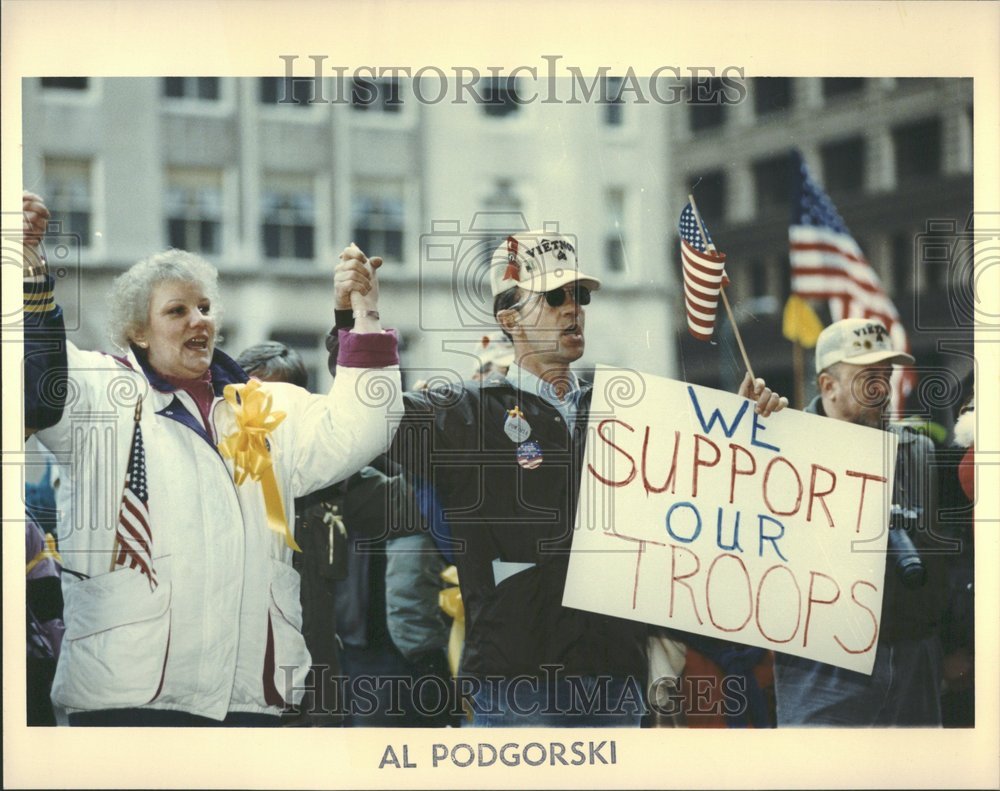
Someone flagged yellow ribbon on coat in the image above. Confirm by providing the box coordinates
[26,533,63,575]
[217,380,300,552]
[438,564,465,678]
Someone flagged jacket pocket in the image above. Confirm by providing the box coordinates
[52,568,171,711]
[264,559,311,706]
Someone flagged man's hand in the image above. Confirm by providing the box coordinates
[335,243,384,333]
[335,243,383,311]
[739,373,789,417]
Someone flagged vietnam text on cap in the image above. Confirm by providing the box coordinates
[815,318,915,374]
[490,231,601,297]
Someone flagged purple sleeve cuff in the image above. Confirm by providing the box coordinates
[337,328,400,369]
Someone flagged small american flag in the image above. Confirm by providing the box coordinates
[114,409,157,588]
[679,202,729,341]
[789,150,914,411]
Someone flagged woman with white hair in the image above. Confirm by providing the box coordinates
[24,196,401,726]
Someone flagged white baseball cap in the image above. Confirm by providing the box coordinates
[489,231,601,297]
[815,318,915,374]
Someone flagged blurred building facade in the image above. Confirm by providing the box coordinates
[21,75,974,425]
[21,76,679,391]
[667,76,975,424]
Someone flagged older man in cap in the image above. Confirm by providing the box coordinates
[773,318,947,726]
[333,232,785,726]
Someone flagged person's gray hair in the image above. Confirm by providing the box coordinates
[107,249,223,350]
[236,341,309,389]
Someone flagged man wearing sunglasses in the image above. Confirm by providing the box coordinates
[333,231,785,727]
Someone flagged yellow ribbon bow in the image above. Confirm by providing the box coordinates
[26,533,62,575]
[217,380,300,552]
[438,564,465,679]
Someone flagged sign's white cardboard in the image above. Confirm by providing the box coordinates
[564,366,898,674]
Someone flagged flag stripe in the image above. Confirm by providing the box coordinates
[122,492,153,541]
[683,266,726,292]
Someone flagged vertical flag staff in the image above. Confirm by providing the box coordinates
[686,193,756,382]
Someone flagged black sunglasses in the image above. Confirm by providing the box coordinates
[541,285,591,307]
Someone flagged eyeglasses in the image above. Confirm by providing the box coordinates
[543,285,591,307]
[509,284,592,313]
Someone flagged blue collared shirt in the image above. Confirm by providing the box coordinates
[505,362,583,427]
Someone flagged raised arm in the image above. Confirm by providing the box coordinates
[22,192,67,436]
[283,244,403,497]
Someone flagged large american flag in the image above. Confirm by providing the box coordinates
[679,203,729,341]
[114,421,158,589]
[789,150,914,411]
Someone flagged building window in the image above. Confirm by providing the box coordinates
[261,177,315,259]
[911,227,952,294]
[893,118,942,181]
[473,180,524,252]
[350,78,402,112]
[822,78,864,100]
[895,78,937,92]
[163,77,220,100]
[482,179,522,213]
[40,77,89,91]
[690,171,726,224]
[753,78,792,116]
[891,232,914,294]
[481,77,522,118]
[604,76,625,126]
[43,158,92,247]
[749,259,769,298]
[820,137,866,193]
[352,181,405,262]
[605,188,627,272]
[688,78,726,131]
[259,77,316,107]
[166,169,223,254]
[752,152,794,214]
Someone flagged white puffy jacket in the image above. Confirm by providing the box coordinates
[36,339,401,720]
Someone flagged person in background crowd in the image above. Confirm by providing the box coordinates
[937,385,975,727]
[382,522,456,726]
[238,341,440,726]
[23,190,401,726]
[26,462,65,726]
[472,331,515,382]
[317,331,456,727]
[773,318,945,726]
[334,233,787,726]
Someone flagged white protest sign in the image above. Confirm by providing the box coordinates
[564,366,897,674]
